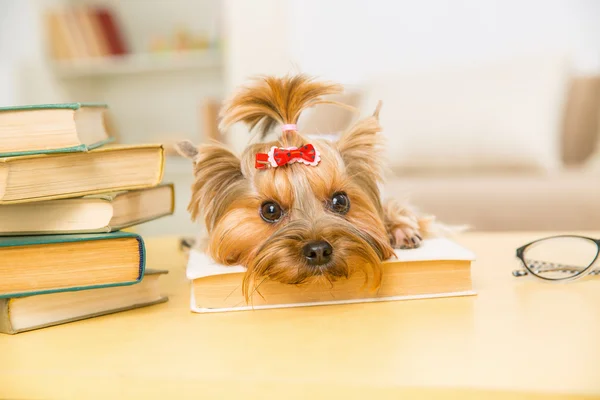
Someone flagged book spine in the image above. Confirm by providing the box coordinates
[44,11,69,60]
[95,8,128,55]
[75,7,103,58]
[54,10,79,60]
[88,8,112,57]
[64,8,91,59]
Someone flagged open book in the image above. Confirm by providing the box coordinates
[187,238,476,312]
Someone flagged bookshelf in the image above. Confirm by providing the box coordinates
[39,0,224,236]
[52,50,223,79]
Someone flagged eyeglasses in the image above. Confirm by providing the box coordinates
[513,235,600,282]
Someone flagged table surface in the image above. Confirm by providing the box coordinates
[1,232,600,399]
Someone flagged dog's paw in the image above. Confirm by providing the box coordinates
[390,226,423,249]
[383,198,427,250]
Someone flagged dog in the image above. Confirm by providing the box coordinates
[176,74,433,300]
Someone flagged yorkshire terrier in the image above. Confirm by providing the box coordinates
[176,75,432,300]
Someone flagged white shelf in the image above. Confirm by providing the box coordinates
[52,50,222,79]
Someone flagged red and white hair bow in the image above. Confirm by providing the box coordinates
[255,144,321,169]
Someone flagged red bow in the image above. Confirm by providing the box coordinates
[255,144,320,169]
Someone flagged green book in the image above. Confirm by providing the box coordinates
[0,269,167,334]
[0,232,146,299]
[0,102,113,157]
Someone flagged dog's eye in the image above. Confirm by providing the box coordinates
[260,201,283,223]
[330,192,350,214]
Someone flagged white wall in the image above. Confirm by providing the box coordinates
[222,0,295,152]
[0,0,43,106]
[288,0,600,83]
[220,0,600,147]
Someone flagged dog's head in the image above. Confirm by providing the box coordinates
[177,75,394,300]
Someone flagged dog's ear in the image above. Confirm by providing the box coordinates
[187,143,246,231]
[174,140,200,161]
[337,101,384,182]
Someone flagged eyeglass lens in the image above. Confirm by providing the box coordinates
[521,236,599,280]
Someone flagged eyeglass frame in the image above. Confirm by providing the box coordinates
[513,235,600,282]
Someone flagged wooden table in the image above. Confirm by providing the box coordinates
[1,232,600,399]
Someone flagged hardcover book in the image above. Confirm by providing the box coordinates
[0,144,164,204]
[0,269,167,334]
[0,103,112,157]
[0,232,146,299]
[0,184,174,235]
[186,238,476,312]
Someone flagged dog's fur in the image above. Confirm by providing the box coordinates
[177,74,431,301]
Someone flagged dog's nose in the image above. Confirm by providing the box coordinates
[302,241,333,266]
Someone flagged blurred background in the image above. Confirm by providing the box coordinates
[1,0,599,236]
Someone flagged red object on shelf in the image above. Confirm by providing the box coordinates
[94,7,128,56]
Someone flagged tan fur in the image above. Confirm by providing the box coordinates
[180,74,431,302]
[219,74,354,141]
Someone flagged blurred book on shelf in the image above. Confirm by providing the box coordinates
[45,6,129,61]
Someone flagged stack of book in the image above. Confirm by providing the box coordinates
[45,6,128,61]
[0,103,172,334]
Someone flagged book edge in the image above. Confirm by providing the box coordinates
[0,231,142,247]
[0,183,163,205]
[109,210,174,231]
[3,296,168,334]
[0,144,87,158]
[0,233,145,299]
[189,288,476,313]
[0,184,175,234]
[0,143,164,163]
[0,227,111,236]
[0,277,144,300]
[0,138,114,158]
[0,103,108,112]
